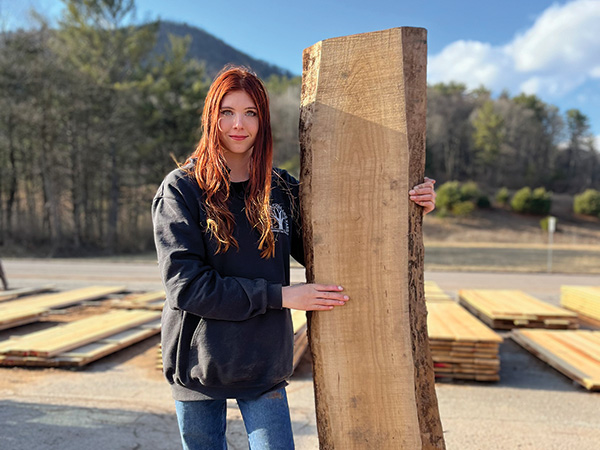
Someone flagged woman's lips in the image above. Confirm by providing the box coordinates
[229,135,247,141]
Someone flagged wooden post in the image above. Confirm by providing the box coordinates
[299,28,445,449]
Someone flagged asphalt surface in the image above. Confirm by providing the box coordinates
[0,259,598,449]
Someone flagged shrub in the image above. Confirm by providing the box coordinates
[495,187,510,206]
[510,186,552,215]
[531,187,552,215]
[573,189,600,217]
[436,181,462,212]
[459,181,480,202]
[476,195,491,209]
[453,201,476,216]
[510,187,532,213]
[436,180,486,216]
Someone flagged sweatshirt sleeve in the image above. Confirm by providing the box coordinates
[152,178,283,321]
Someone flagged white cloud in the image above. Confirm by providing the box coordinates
[428,41,513,91]
[510,0,600,74]
[428,0,600,98]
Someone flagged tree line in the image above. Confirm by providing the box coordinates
[0,0,300,256]
[426,82,598,194]
[0,1,597,256]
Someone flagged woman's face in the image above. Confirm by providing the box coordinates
[218,90,259,156]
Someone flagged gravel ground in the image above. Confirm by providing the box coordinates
[0,259,598,449]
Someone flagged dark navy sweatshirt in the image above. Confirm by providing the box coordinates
[152,165,304,400]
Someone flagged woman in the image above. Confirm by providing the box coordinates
[152,66,436,450]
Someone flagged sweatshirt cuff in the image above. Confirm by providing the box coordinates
[267,283,283,310]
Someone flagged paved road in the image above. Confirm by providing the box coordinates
[0,259,598,449]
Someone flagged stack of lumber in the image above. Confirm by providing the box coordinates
[0,286,126,331]
[0,309,160,367]
[459,289,578,330]
[560,285,600,328]
[512,329,600,391]
[425,281,453,302]
[111,290,165,310]
[0,285,55,302]
[427,301,503,381]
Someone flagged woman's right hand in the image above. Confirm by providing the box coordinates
[282,284,349,311]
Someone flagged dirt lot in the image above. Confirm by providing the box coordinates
[0,259,599,449]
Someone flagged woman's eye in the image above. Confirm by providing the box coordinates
[220,110,233,116]
[246,110,257,117]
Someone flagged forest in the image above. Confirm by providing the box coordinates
[0,0,598,256]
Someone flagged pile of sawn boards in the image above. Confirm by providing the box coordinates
[512,329,600,391]
[458,289,578,329]
[0,286,160,367]
[426,283,502,381]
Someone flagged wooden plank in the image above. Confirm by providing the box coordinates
[110,290,165,310]
[0,285,55,302]
[427,302,502,343]
[300,28,444,449]
[0,310,160,358]
[0,286,126,330]
[512,329,600,391]
[561,286,600,325]
[56,320,161,366]
[0,320,161,367]
[424,281,453,302]
[459,289,578,330]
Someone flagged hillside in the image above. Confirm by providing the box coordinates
[154,21,295,79]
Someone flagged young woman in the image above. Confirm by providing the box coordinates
[152,66,436,450]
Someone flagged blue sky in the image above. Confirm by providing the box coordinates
[3,0,600,141]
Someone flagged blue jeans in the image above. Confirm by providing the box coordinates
[175,387,295,450]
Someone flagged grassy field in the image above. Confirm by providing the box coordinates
[424,242,600,274]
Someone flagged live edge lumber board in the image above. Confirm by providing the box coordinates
[300,28,445,449]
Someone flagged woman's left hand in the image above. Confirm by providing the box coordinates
[409,177,436,215]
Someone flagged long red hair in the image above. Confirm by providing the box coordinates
[185,66,275,258]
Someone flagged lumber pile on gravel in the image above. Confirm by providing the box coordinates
[0,309,160,367]
[427,301,503,381]
[512,329,600,391]
[459,289,578,330]
[560,286,600,328]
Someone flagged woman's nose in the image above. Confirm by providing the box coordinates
[232,113,243,128]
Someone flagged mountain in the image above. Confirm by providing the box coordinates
[154,21,295,79]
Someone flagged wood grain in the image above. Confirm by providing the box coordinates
[300,27,444,449]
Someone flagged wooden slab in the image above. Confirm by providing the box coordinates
[512,329,600,391]
[561,285,600,326]
[459,289,578,330]
[300,28,444,449]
